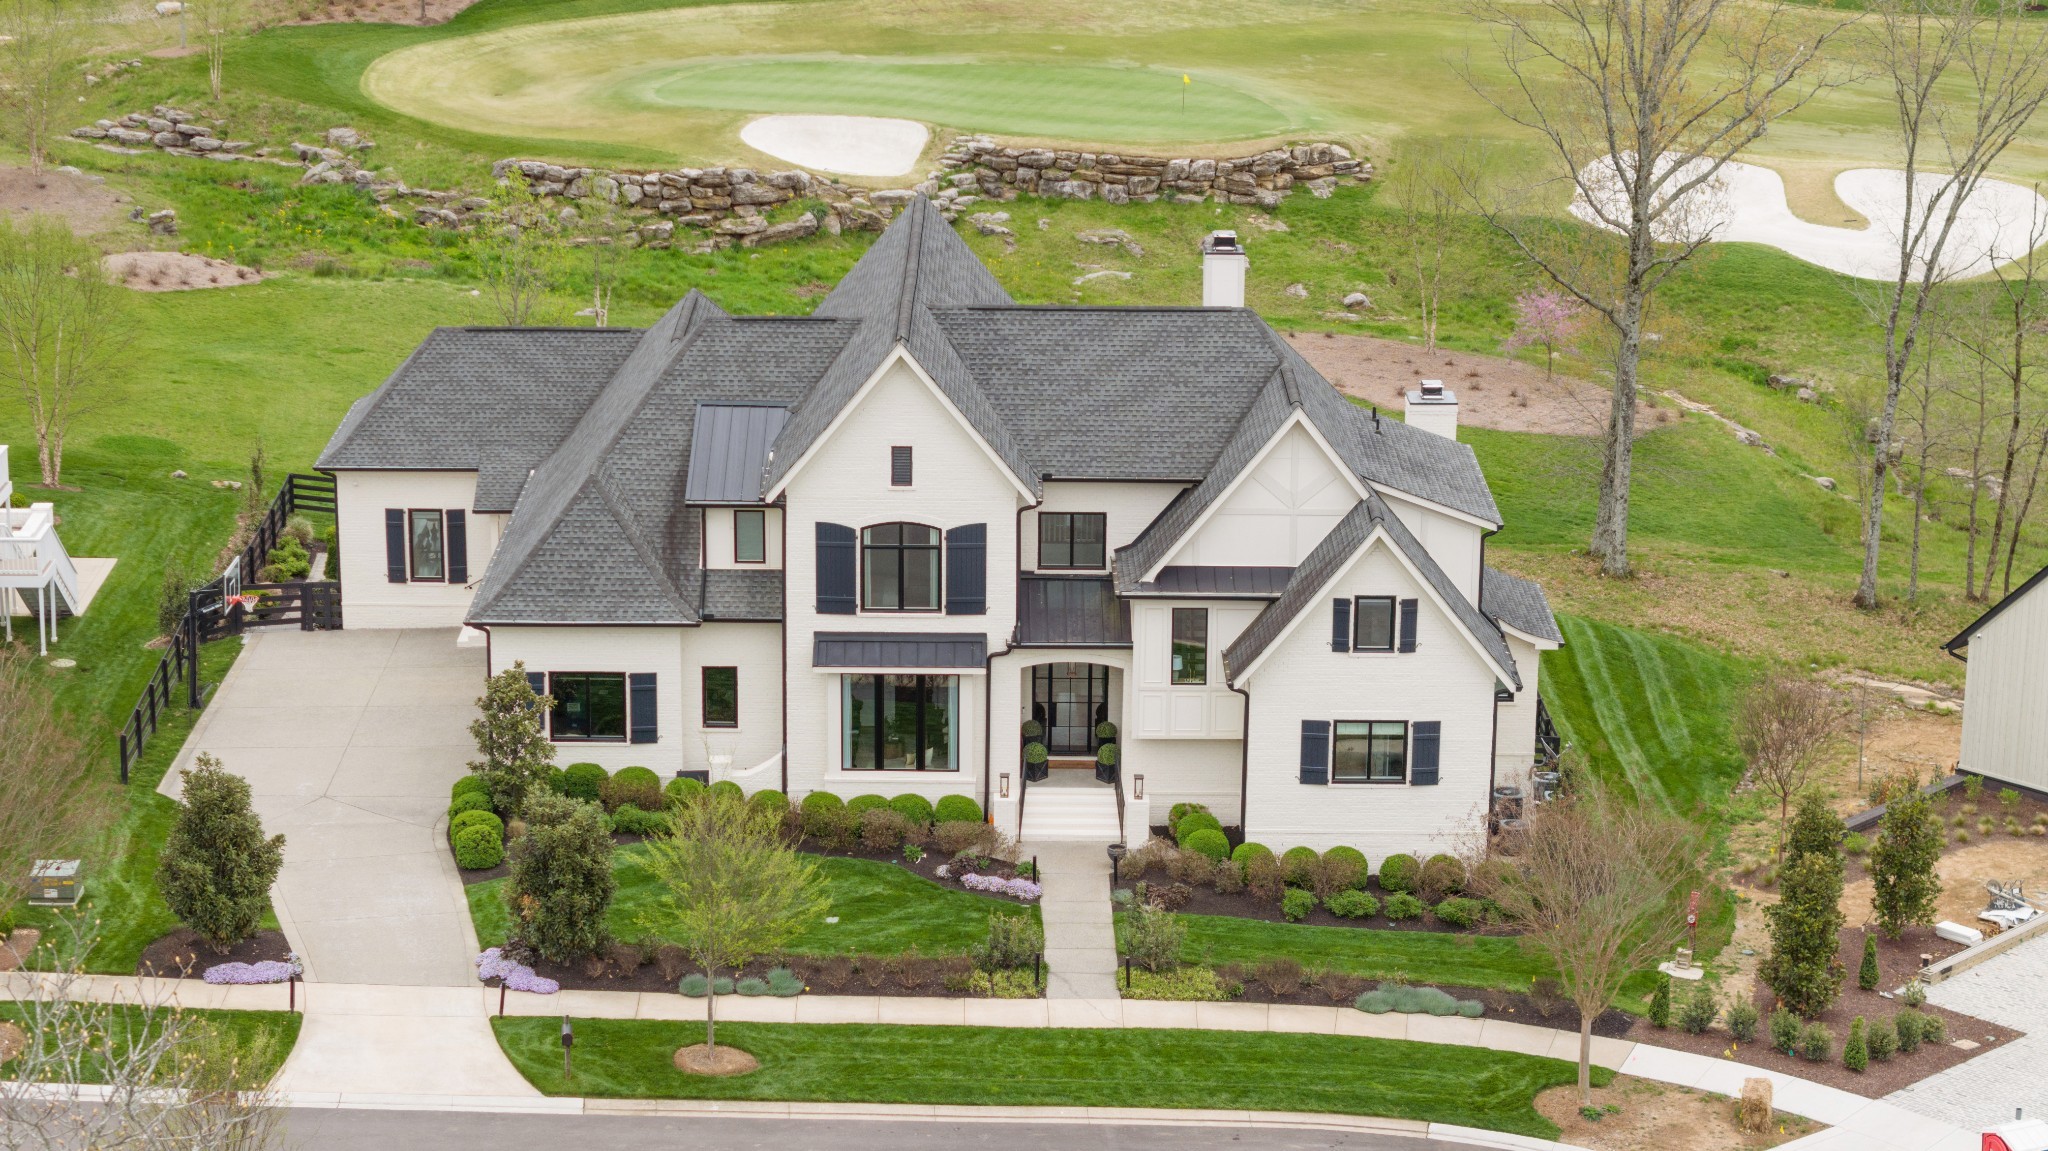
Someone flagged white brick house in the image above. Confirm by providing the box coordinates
[317,200,1561,854]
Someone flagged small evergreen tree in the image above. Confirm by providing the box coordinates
[1844,1016,1868,1072]
[1649,973,1672,1027]
[1761,850,1846,1017]
[1787,793,1847,862]
[506,794,615,964]
[1870,785,1942,938]
[469,662,556,817]
[157,754,285,953]
[1859,934,1881,990]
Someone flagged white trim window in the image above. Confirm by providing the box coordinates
[842,674,959,771]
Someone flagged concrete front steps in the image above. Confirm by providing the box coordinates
[1019,786,1119,842]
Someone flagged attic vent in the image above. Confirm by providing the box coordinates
[891,446,913,487]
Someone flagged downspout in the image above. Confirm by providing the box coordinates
[1488,690,1502,836]
[981,497,1037,816]
[779,504,789,795]
[1231,681,1252,839]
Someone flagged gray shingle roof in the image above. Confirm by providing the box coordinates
[1481,566,1563,644]
[1222,494,1519,689]
[813,632,989,668]
[701,570,783,621]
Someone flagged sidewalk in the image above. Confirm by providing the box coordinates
[1028,842,1119,1001]
[2,971,1975,1148]
[1884,927,2048,1132]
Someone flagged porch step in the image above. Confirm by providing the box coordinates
[1020,786,1120,843]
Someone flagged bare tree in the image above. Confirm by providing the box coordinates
[0,653,111,935]
[1735,671,1843,861]
[1464,0,1845,577]
[1385,136,1480,351]
[475,175,563,327]
[187,0,249,102]
[0,214,127,487]
[1470,768,1705,1104]
[1854,0,2048,609]
[0,0,103,177]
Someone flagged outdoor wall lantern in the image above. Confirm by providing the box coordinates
[1132,773,1145,800]
[999,773,1011,799]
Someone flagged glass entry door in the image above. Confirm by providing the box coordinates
[1031,664,1110,756]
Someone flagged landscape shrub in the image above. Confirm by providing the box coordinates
[859,808,917,852]
[1253,956,1303,996]
[451,775,491,803]
[1859,934,1881,990]
[1164,847,1216,886]
[1726,1000,1760,1043]
[1902,979,1926,1008]
[1377,853,1420,894]
[1231,842,1274,875]
[1175,810,1224,844]
[1649,974,1671,1027]
[846,794,891,818]
[1843,1017,1868,1072]
[1762,849,1846,1017]
[1893,1008,1923,1053]
[1168,802,1210,829]
[1768,1007,1802,1054]
[1096,720,1118,741]
[1871,786,1942,938]
[709,780,743,802]
[932,820,992,854]
[1321,846,1369,886]
[449,809,503,844]
[453,824,505,869]
[1383,892,1425,921]
[1842,832,1869,856]
[663,776,705,807]
[506,794,616,964]
[1023,742,1049,767]
[1280,846,1320,888]
[1280,888,1316,922]
[1122,966,1230,1002]
[1867,1017,1898,1062]
[735,977,770,996]
[1921,1013,1946,1046]
[1432,896,1485,930]
[1799,1021,1833,1063]
[560,762,607,803]
[1182,828,1229,862]
[1121,892,1187,972]
[889,793,935,827]
[1212,858,1245,895]
[1020,719,1044,740]
[766,967,804,997]
[677,974,736,997]
[599,766,662,813]
[260,538,310,582]
[1097,744,1120,767]
[1419,854,1466,900]
[449,790,494,819]
[1678,982,1718,1035]
[1243,853,1284,902]
[1326,890,1379,919]
[975,912,1044,972]
[1354,984,1482,1017]
[157,754,285,952]
[748,789,789,818]
[608,804,670,837]
[935,795,983,824]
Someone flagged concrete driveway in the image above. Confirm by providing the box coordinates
[161,628,485,987]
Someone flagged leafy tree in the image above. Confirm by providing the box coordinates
[1870,785,1943,938]
[641,788,826,1052]
[1787,792,1848,862]
[506,794,615,964]
[0,0,109,175]
[476,174,564,326]
[1500,291,1585,380]
[158,754,285,952]
[1761,850,1845,1017]
[469,661,556,816]
[1738,674,1844,861]
[0,214,126,486]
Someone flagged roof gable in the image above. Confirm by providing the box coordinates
[1946,562,2048,655]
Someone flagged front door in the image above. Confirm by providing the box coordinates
[1031,663,1109,757]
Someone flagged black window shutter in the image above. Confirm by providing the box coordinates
[890,446,913,486]
[384,509,407,583]
[628,673,657,744]
[1331,598,1351,652]
[816,522,857,614]
[445,510,468,584]
[1398,598,1419,653]
[1411,720,1441,785]
[946,523,987,615]
[1299,720,1330,785]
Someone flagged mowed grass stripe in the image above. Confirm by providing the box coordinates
[1555,615,1666,808]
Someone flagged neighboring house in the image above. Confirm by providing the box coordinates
[317,199,1561,853]
[1945,565,2048,795]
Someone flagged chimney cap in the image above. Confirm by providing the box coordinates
[1407,380,1457,406]
[1202,230,1243,254]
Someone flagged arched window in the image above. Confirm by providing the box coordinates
[862,523,941,611]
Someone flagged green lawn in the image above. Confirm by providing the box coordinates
[493,1017,1603,1138]
[468,849,1036,957]
[0,1005,301,1084]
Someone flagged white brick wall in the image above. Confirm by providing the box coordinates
[334,470,502,629]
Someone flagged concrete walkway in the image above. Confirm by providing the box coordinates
[158,628,485,987]
[1885,929,2047,1132]
[1028,841,1119,1001]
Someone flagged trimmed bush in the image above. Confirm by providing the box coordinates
[1419,854,1466,899]
[1844,1017,1868,1072]
[1326,890,1379,919]
[1280,846,1320,888]
[664,776,705,807]
[766,967,804,997]
[935,795,983,824]
[1678,982,1718,1035]
[1769,1007,1802,1054]
[449,809,504,843]
[709,780,744,802]
[1384,892,1425,921]
[507,794,616,964]
[889,793,935,827]
[1859,934,1881,990]
[1726,1000,1760,1043]
[748,789,789,818]
[736,977,770,996]
[1800,1021,1833,1063]
[561,762,607,803]
[1168,802,1210,828]
[801,791,845,816]
[599,766,662,813]
[800,790,856,847]
[1020,719,1044,740]
[1355,984,1483,1017]
[451,775,491,802]
[453,824,504,869]
[1176,811,1224,844]
[846,794,891,818]
[1893,1008,1924,1054]
[1432,896,1486,930]
[1922,1013,1947,1046]
[1649,974,1672,1027]
[1868,1017,1898,1062]
[1322,846,1370,888]
[609,804,671,837]
[1023,742,1049,765]
[449,790,494,819]
[1377,853,1420,894]
[1096,744,1120,767]
[1182,827,1229,862]
[1095,720,1118,740]
[158,755,285,953]
[1281,888,1316,922]
[1231,842,1274,874]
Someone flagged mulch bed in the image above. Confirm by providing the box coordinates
[1179,969,1636,1039]
[137,927,293,978]
[482,946,1041,998]
[1638,923,2020,1098]
[1163,881,1481,935]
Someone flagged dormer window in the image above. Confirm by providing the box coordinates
[862,523,941,611]
[890,446,913,487]
[733,509,766,564]
[1353,596,1396,652]
[1039,512,1106,569]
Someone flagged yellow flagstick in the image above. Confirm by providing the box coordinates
[1182,73,1190,115]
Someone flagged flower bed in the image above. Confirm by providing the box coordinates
[201,956,302,985]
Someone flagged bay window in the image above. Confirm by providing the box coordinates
[842,674,958,771]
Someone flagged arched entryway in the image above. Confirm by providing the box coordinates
[1025,661,1120,783]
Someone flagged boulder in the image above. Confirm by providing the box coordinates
[713,215,767,236]
[1796,386,1817,403]
[968,211,1012,236]
[1766,373,1803,389]
[1342,292,1371,309]
[109,129,152,147]
[1285,282,1309,299]
[145,117,172,133]
[1812,476,1837,491]
[730,182,789,206]
[742,213,820,248]
[872,189,917,207]
[152,132,182,148]
[190,136,223,152]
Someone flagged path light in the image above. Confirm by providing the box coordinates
[1107,842,1127,886]
[999,773,1011,799]
[561,1016,574,1080]
[1132,774,1144,800]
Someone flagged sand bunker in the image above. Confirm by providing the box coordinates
[738,114,927,178]
[1573,156,2048,280]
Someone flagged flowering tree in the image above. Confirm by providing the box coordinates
[1501,291,1585,380]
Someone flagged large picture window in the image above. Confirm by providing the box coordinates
[842,674,958,771]
[1170,607,1208,685]
[408,509,445,581]
[1333,721,1407,783]
[702,667,738,728]
[1353,596,1396,652]
[549,672,627,741]
[733,510,766,564]
[861,523,941,611]
[1038,512,1107,569]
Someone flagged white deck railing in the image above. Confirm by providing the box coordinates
[0,447,82,653]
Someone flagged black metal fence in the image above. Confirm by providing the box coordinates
[116,473,342,783]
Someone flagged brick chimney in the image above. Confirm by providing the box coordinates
[1404,379,1459,440]
[1201,230,1247,307]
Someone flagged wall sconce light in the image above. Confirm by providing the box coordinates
[1133,773,1145,800]
[999,773,1011,799]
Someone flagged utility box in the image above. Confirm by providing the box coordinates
[28,859,82,907]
